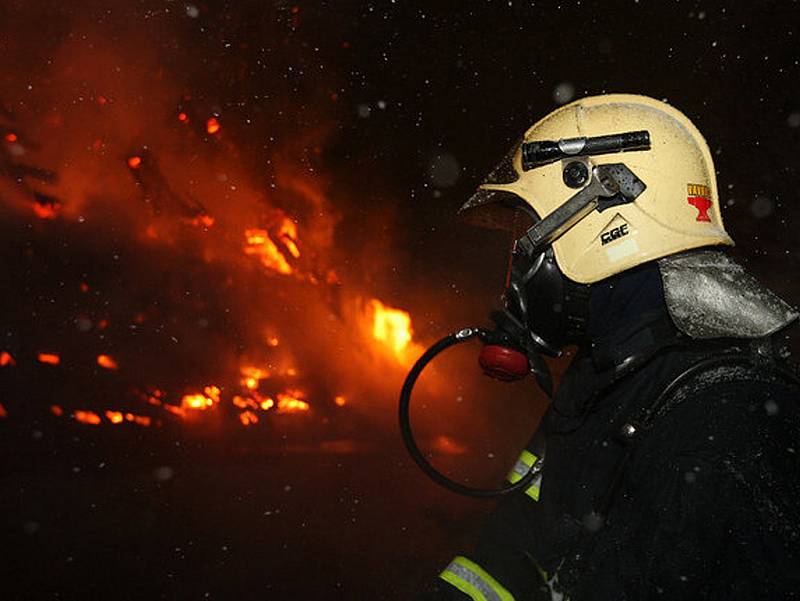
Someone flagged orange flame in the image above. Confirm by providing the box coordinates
[127,155,142,169]
[37,352,61,365]
[334,395,347,407]
[97,354,119,370]
[243,228,293,275]
[239,410,259,426]
[32,201,61,220]
[206,117,220,134]
[276,391,310,413]
[105,410,124,424]
[370,300,413,355]
[0,351,16,367]
[180,385,220,411]
[74,410,101,425]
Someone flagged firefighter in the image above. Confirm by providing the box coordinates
[411,94,800,600]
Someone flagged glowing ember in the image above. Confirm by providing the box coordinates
[37,352,61,366]
[50,405,64,416]
[190,214,215,228]
[180,385,220,410]
[206,117,220,134]
[105,410,124,424]
[127,155,142,169]
[4,132,18,143]
[276,391,310,414]
[239,410,259,426]
[32,201,62,220]
[178,112,188,122]
[97,354,119,370]
[74,410,101,425]
[243,228,293,275]
[370,300,413,355]
[0,351,16,366]
[278,219,301,258]
[334,395,347,407]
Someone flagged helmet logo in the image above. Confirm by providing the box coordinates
[687,183,712,222]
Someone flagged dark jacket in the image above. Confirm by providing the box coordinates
[415,265,800,600]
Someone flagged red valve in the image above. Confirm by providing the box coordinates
[478,345,530,381]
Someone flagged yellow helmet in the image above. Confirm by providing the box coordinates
[460,93,734,284]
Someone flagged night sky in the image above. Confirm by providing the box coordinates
[1,1,799,599]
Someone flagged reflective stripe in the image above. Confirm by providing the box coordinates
[506,449,542,501]
[439,556,516,601]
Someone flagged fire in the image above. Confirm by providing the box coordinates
[334,395,347,407]
[190,214,215,228]
[0,351,16,366]
[180,385,220,410]
[32,201,62,220]
[50,405,64,416]
[370,300,413,355]
[243,228,294,275]
[105,410,124,424]
[278,219,301,259]
[97,354,119,370]
[74,410,101,425]
[127,155,142,169]
[37,352,61,366]
[206,117,220,134]
[177,112,188,122]
[4,132,18,143]
[276,391,310,414]
[239,410,258,426]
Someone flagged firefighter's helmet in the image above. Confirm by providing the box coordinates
[460,93,734,284]
[462,94,796,345]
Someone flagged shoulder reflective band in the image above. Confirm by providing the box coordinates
[440,556,516,601]
[506,449,542,501]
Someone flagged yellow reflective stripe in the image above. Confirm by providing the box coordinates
[439,556,516,601]
[506,449,542,501]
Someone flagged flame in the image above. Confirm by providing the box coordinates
[0,351,16,366]
[37,352,61,366]
[180,385,220,411]
[32,201,62,220]
[105,410,124,424]
[127,155,142,169]
[334,395,347,407]
[278,219,301,258]
[190,214,215,228]
[74,410,101,425]
[97,354,119,370]
[243,228,294,275]
[239,410,258,426]
[206,117,220,134]
[276,390,310,413]
[177,112,188,123]
[4,133,18,143]
[370,300,413,355]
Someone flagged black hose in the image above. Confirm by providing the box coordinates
[398,327,541,498]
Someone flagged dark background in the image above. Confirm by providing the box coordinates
[1,1,799,600]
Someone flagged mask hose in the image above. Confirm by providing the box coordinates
[399,327,541,498]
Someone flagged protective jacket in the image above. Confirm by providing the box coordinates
[414,263,800,601]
